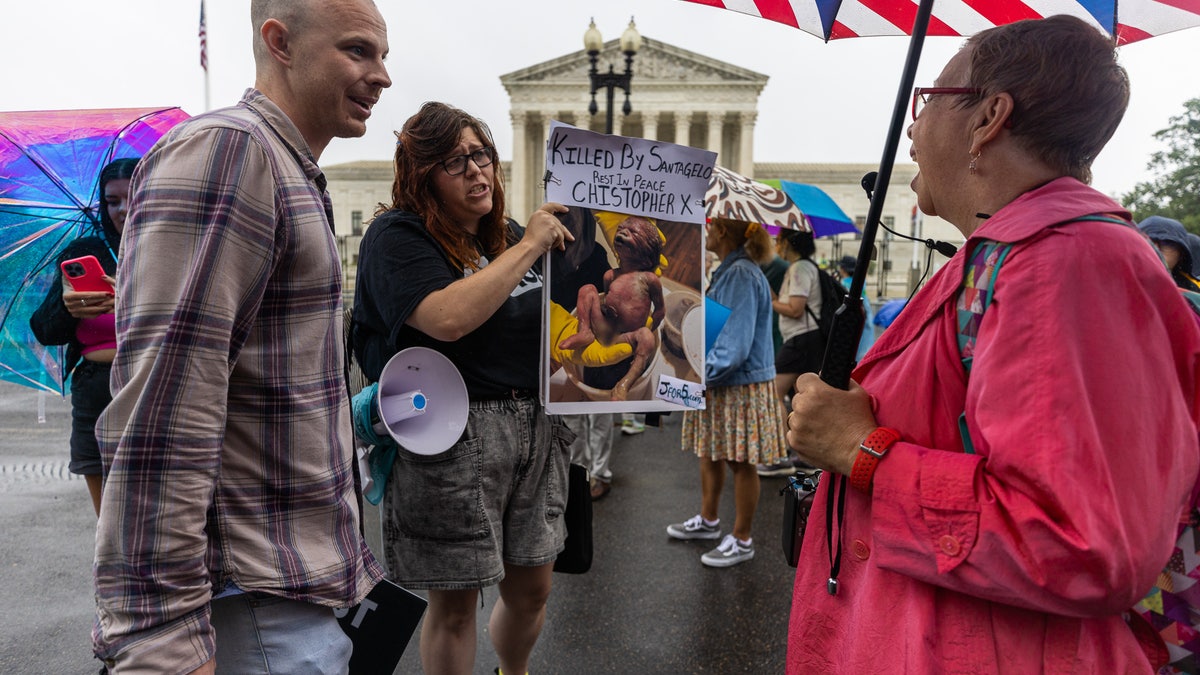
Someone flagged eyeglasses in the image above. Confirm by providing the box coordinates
[911,87,983,120]
[440,147,496,176]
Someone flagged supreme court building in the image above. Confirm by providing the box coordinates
[326,35,961,301]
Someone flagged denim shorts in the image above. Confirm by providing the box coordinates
[68,359,112,476]
[381,396,573,590]
[209,593,352,674]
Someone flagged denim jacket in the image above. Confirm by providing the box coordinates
[706,248,776,387]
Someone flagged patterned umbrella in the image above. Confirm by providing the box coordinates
[0,107,189,394]
[705,164,810,232]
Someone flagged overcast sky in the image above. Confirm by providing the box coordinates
[3,1,1197,204]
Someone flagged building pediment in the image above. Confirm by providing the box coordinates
[500,37,767,89]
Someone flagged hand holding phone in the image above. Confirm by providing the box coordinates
[60,255,114,293]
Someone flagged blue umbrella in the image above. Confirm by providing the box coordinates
[763,179,859,238]
[0,107,189,394]
[874,298,908,329]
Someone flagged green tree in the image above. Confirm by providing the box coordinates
[1122,97,1200,233]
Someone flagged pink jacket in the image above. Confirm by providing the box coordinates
[789,178,1200,673]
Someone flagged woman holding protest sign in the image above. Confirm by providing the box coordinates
[351,101,575,675]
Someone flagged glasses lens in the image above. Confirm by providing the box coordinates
[443,156,467,176]
[914,93,926,119]
[472,148,494,168]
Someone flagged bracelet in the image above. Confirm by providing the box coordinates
[849,427,901,494]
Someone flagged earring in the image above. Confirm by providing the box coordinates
[969,151,981,175]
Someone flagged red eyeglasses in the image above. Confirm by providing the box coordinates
[911,87,983,120]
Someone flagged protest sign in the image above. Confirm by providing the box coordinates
[542,124,715,414]
[544,121,715,225]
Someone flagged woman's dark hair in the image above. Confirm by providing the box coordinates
[97,157,139,245]
[783,229,816,259]
[386,102,508,271]
[965,15,1128,183]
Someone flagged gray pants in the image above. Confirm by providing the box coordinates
[565,413,613,483]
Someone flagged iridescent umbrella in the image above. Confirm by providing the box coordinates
[0,107,189,394]
[762,179,859,238]
[705,164,809,232]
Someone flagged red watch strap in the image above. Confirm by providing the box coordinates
[849,427,901,493]
[849,452,879,493]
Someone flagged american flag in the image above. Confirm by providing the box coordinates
[677,0,1200,45]
[199,0,208,71]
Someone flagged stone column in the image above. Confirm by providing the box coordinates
[738,111,756,176]
[706,111,724,166]
[510,110,528,221]
[674,111,691,147]
[642,111,658,141]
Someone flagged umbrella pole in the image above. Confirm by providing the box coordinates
[818,0,935,390]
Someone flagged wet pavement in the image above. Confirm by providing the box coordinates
[0,381,797,674]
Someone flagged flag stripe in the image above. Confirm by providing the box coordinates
[676,0,1200,43]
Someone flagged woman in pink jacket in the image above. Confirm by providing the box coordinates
[785,15,1200,673]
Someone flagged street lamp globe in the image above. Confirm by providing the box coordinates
[583,18,603,54]
[620,17,641,55]
[584,17,637,134]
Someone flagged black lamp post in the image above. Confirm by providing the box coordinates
[584,17,641,135]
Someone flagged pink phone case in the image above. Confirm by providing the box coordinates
[60,255,113,293]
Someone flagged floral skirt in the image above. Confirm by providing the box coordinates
[680,380,786,464]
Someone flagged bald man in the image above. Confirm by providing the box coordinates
[93,1,391,672]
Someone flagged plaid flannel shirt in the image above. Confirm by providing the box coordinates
[94,89,383,672]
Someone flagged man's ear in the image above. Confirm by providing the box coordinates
[261,18,291,66]
[970,92,1014,153]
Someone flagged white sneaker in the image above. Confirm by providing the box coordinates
[666,515,721,540]
[621,418,645,435]
[701,534,755,567]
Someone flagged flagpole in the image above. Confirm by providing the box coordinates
[818,0,934,390]
[200,0,210,111]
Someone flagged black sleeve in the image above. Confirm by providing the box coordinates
[30,267,75,346]
[28,237,106,347]
[361,215,456,346]
[352,213,458,380]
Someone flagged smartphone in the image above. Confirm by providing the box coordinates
[60,255,113,293]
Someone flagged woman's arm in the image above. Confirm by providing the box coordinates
[406,203,569,341]
[773,293,807,319]
[774,260,813,319]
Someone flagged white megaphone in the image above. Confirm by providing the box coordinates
[352,347,469,504]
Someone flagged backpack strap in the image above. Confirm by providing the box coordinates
[800,258,827,337]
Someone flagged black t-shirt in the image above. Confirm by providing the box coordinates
[351,210,543,399]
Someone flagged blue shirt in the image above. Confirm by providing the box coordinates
[705,248,776,387]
